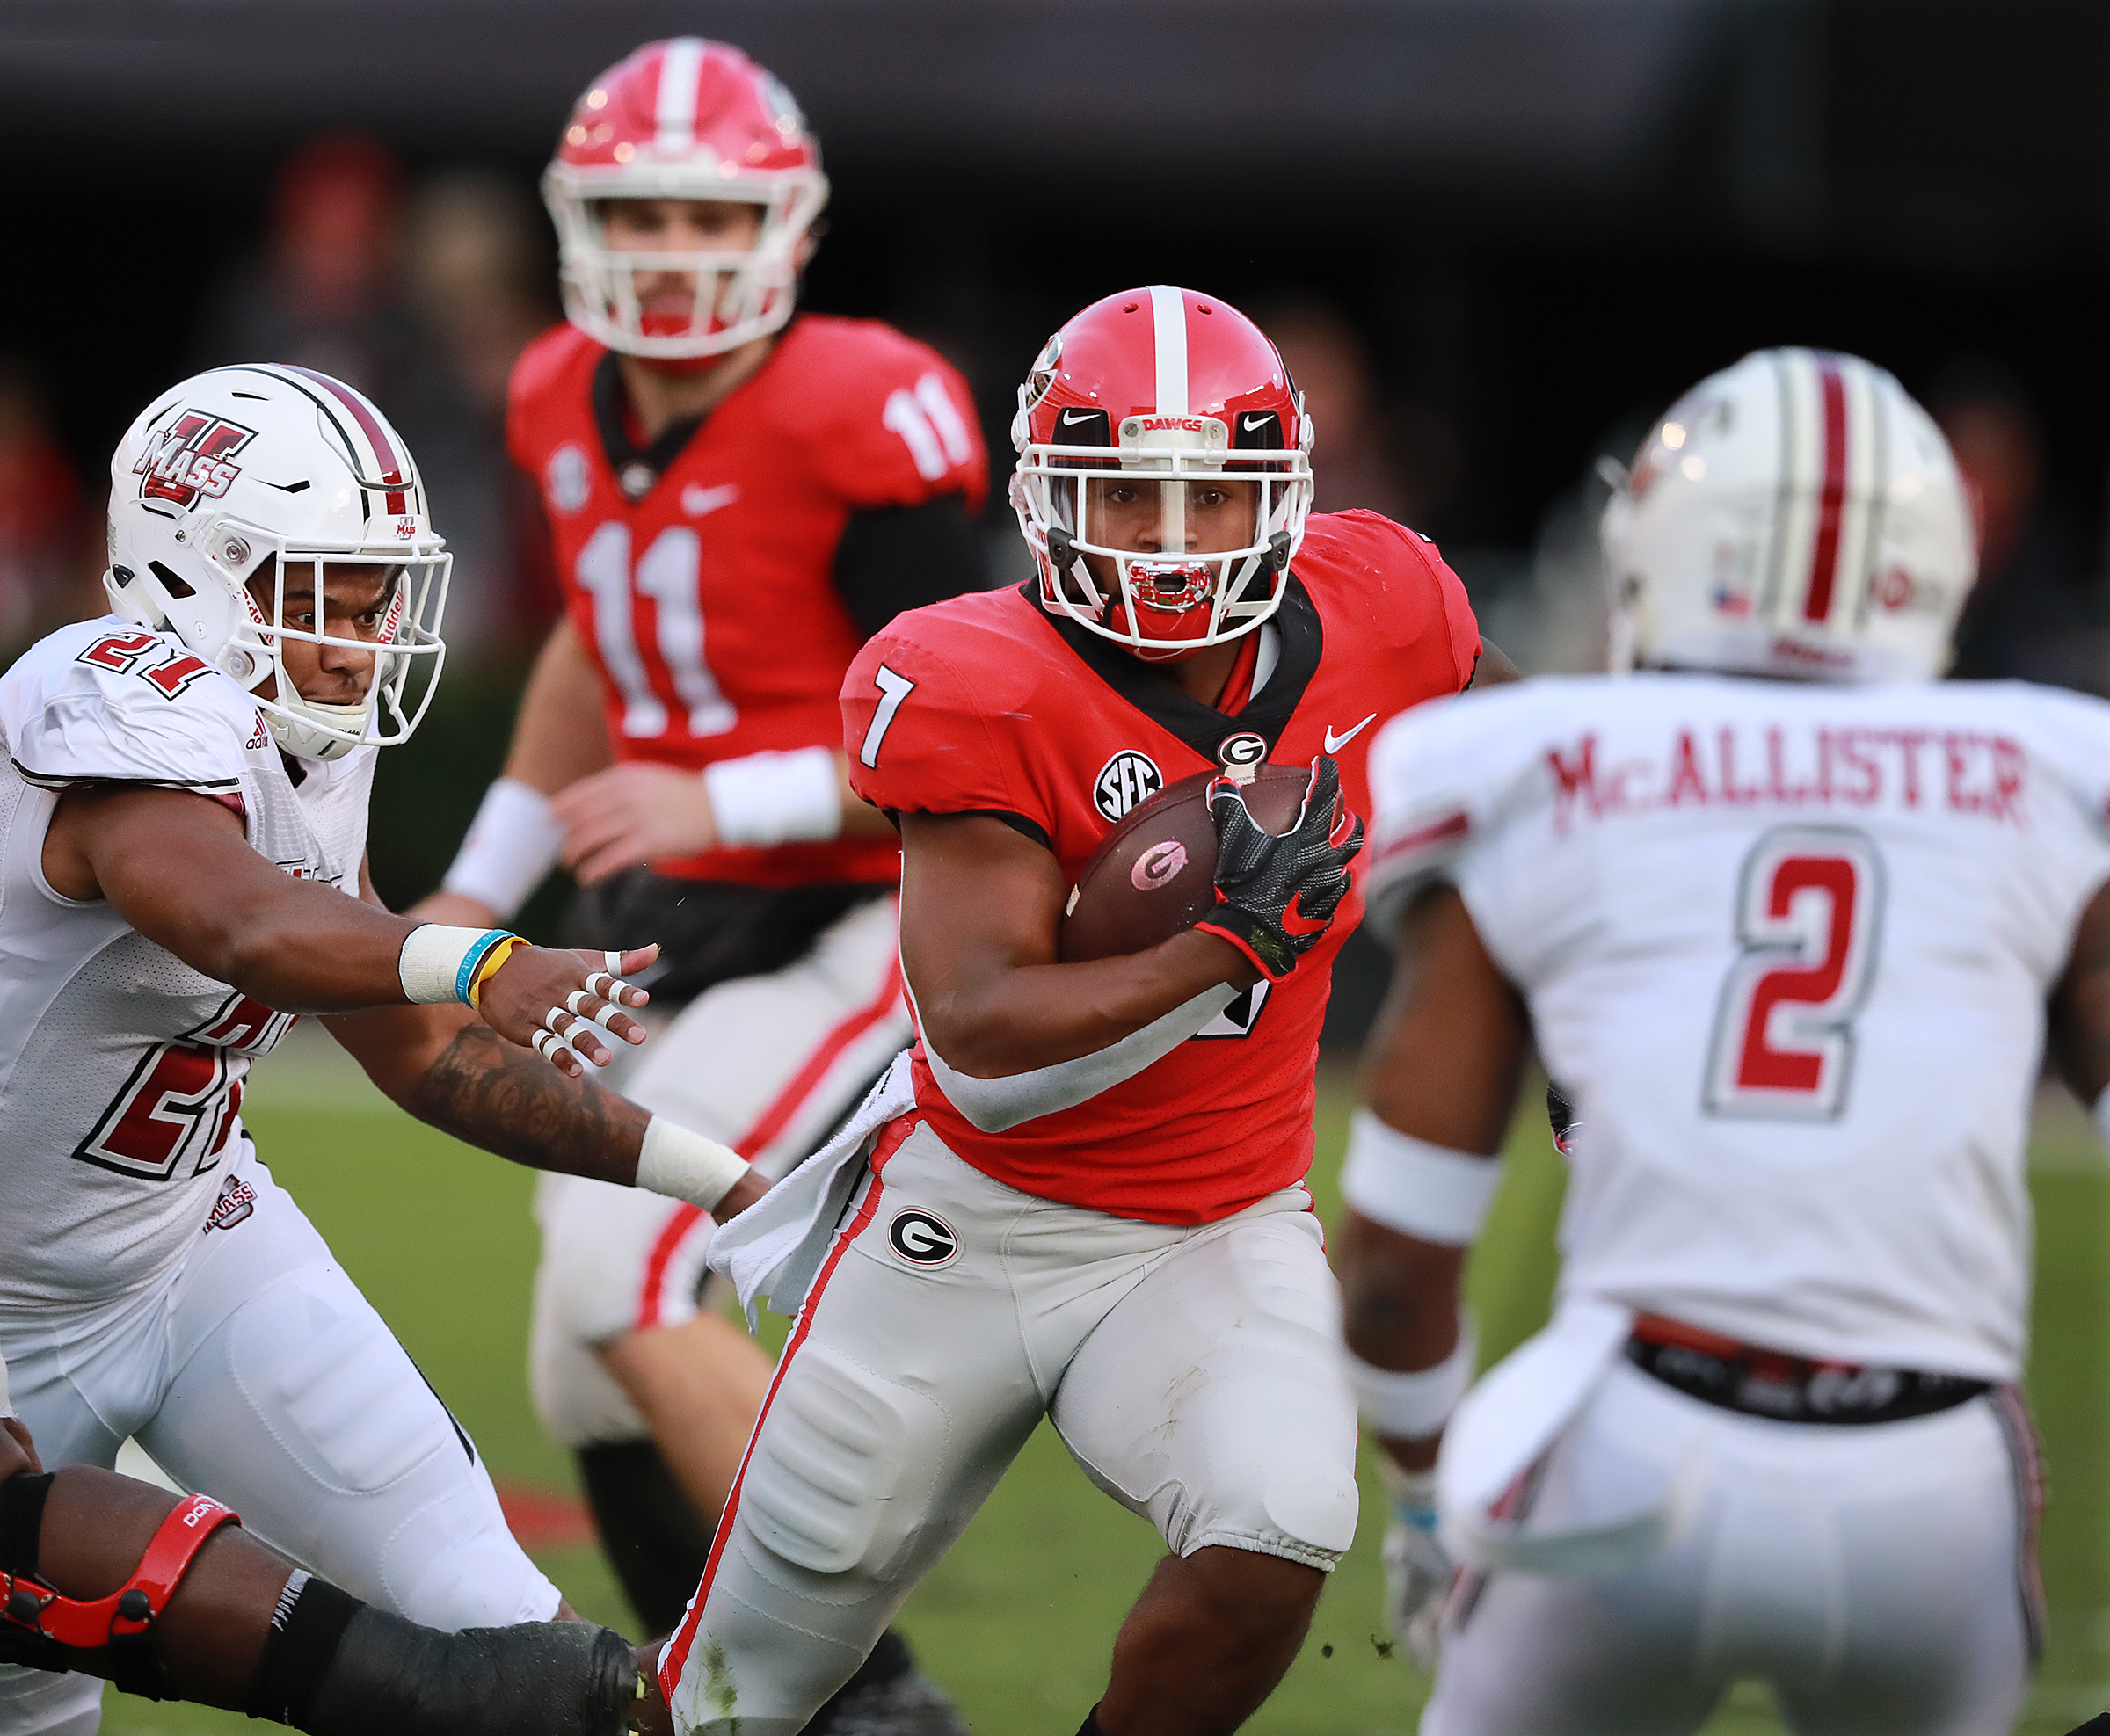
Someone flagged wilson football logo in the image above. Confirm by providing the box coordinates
[136,411,257,509]
[1094,751,1163,823]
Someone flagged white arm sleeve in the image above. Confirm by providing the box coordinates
[919,982,1239,1133]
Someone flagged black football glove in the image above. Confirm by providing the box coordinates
[1194,754,1365,980]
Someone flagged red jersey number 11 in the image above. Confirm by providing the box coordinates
[575,521,738,741]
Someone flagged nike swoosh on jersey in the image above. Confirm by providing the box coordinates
[1324,714,1378,752]
[681,483,740,518]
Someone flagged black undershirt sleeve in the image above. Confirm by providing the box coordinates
[832,494,984,638]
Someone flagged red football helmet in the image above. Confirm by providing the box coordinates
[542,39,827,360]
[1011,287,1313,660]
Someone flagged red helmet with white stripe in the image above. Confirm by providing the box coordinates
[1601,348,1974,682]
[104,364,449,760]
[1011,286,1314,659]
[542,38,826,360]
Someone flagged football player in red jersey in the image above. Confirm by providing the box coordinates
[415,37,983,1727]
[652,287,1513,1736]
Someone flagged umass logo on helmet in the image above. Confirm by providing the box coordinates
[135,411,257,510]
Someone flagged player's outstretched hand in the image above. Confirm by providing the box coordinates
[552,764,718,886]
[1195,754,1365,980]
[477,942,659,1077]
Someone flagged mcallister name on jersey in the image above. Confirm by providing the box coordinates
[1533,715,2027,835]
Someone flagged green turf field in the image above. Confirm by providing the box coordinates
[92,1035,2110,1736]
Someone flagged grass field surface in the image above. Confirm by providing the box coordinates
[91,1030,2110,1736]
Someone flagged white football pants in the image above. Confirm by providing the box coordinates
[0,1151,557,1736]
[661,1119,1362,1736]
[1422,1357,2039,1736]
[529,895,909,1449]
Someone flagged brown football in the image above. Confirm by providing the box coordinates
[1058,763,1313,963]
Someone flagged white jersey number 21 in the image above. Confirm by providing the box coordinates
[1704,825,1885,1122]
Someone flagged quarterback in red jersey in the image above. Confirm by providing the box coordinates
[658,287,1506,1736]
[417,37,983,1726]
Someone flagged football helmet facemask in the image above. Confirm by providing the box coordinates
[542,38,827,362]
[105,364,448,761]
[1012,286,1314,661]
[1601,347,1974,683]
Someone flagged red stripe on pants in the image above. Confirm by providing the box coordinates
[657,1113,918,1698]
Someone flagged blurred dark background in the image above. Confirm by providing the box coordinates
[6,0,2108,1031]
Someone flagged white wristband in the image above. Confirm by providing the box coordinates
[442,779,564,920]
[398,925,518,1006]
[2093,1085,2110,1155]
[1344,1311,1477,1442]
[702,746,842,849]
[637,1115,753,1212]
[1341,1110,1504,1246]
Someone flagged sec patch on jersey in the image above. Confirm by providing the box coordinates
[1059,764,1310,963]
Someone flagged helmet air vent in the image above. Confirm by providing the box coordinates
[148,560,196,599]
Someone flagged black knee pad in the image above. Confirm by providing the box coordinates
[303,1612,637,1736]
[577,1441,713,1636]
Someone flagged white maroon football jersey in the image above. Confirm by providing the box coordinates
[0,616,375,1310]
[1366,672,2110,1381]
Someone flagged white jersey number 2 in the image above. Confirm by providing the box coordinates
[1704,825,1885,1121]
[576,522,738,740]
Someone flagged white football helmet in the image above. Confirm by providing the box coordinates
[1601,347,1974,682]
[105,364,448,760]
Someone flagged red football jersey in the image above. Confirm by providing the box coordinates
[509,314,988,886]
[843,509,1482,1224]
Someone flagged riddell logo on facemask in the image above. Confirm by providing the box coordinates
[136,412,257,509]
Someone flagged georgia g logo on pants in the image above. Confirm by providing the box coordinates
[888,1208,959,1267]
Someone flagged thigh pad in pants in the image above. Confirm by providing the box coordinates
[1051,1201,1360,1570]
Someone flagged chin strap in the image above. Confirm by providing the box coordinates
[0,1481,239,1698]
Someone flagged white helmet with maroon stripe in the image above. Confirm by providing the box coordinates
[542,38,827,360]
[105,364,449,760]
[1601,347,1974,682]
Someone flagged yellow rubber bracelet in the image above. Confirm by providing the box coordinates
[465,934,531,1013]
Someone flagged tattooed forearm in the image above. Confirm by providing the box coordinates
[404,1022,647,1183]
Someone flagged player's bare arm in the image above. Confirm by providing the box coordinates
[554,750,897,887]
[2047,878,2110,1102]
[334,858,768,1220]
[898,810,1261,1079]
[412,620,609,927]
[1335,885,1529,1470]
[42,785,653,1074]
